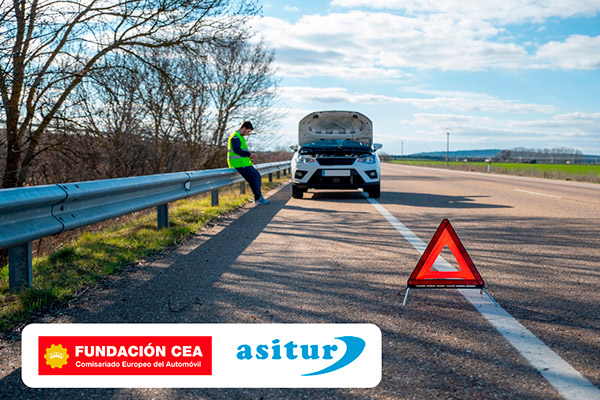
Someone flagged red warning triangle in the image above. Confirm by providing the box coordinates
[408,219,484,287]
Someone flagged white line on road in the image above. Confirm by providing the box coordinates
[514,189,561,198]
[364,194,600,400]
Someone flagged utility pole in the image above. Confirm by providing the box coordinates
[401,141,404,157]
[446,128,451,167]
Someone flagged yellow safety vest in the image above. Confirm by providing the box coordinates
[227,131,252,168]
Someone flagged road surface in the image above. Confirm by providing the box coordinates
[1,163,599,399]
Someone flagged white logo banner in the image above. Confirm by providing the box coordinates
[22,323,381,388]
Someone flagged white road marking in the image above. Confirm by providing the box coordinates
[364,194,600,400]
[514,189,561,198]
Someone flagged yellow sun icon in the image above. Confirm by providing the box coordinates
[44,344,69,369]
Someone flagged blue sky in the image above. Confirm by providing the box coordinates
[251,0,600,155]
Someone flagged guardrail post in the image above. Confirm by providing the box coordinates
[157,204,169,229]
[8,242,32,292]
[268,173,273,182]
[239,182,246,194]
[211,189,219,206]
[276,170,281,179]
[283,168,287,176]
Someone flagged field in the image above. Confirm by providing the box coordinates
[389,160,600,183]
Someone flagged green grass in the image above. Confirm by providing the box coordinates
[389,160,600,183]
[0,176,288,332]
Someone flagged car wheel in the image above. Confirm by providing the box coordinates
[292,184,304,199]
[367,184,380,198]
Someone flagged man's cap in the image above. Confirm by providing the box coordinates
[241,120,254,130]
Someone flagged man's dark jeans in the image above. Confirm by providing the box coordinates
[236,166,262,201]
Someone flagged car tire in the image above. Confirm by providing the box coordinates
[292,184,304,199]
[367,184,380,199]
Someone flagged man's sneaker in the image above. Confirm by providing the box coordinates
[254,196,270,205]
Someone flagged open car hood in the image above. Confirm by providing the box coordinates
[298,111,373,147]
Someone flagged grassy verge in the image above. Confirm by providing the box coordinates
[0,176,289,333]
[389,160,600,183]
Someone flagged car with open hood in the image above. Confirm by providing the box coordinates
[290,111,382,199]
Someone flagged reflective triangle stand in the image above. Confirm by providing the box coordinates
[402,286,498,307]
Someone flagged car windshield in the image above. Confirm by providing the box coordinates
[301,139,370,151]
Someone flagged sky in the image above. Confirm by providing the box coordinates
[251,0,600,156]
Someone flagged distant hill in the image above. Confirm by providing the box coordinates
[390,148,600,164]
[396,149,501,160]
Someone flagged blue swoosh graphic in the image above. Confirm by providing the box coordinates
[302,336,365,376]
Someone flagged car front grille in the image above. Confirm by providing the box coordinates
[316,157,356,165]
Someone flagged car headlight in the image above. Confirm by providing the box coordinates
[296,154,316,164]
[357,155,375,164]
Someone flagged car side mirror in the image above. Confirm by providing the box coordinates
[373,143,383,151]
[289,144,299,151]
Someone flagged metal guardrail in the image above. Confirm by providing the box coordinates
[0,161,291,291]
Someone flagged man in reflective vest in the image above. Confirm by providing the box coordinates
[228,121,270,205]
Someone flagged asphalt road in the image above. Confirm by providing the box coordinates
[1,163,599,399]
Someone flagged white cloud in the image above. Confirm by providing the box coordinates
[411,111,600,132]
[510,112,600,133]
[258,11,599,76]
[284,6,299,12]
[330,0,600,24]
[410,113,496,128]
[258,12,523,75]
[278,86,558,114]
[402,112,600,151]
[535,35,600,70]
[274,63,407,79]
[254,4,600,154]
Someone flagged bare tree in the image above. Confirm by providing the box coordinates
[0,0,258,187]
[73,53,153,178]
[139,38,279,170]
[137,50,179,173]
[68,33,278,176]
[203,38,278,167]
[163,50,214,169]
